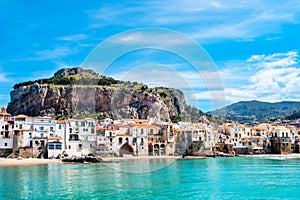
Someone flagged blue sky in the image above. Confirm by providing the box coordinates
[0,0,300,112]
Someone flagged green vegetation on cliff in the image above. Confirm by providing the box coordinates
[9,67,206,123]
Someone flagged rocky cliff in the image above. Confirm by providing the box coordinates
[7,68,201,121]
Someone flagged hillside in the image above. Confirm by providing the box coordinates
[208,100,300,124]
[284,111,300,120]
[7,67,204,121]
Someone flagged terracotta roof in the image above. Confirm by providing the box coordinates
[251,127,265,131]
[116,133,129,136]
[55,120,65,124]
[134,124,150,128]
[14,115,29,119]
[96,127,104,131]
[48,136,62,140]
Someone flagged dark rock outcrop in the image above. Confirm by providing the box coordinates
[62,155,103,163]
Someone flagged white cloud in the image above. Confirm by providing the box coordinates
[247,51,298,68]
[57,34,88,41]
[110,31,192,48]
[29,46,78,61]
[87,0,300,41]
[219,51,300,103]
[192,51,300,106]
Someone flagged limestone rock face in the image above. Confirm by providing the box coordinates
[7,82,187,121]
[7,67,193,121]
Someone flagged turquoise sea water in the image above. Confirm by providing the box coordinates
[1,157,300,199]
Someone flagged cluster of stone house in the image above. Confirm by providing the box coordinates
[1,105,300,158]
[217,123,299,155]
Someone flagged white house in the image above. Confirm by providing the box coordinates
[0,118,14,156]
[66,119,96,156]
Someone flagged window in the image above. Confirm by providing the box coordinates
[40,127,44,131]
[141,129,144,134]
[88,122,94,127]
[4,143,7,147]
[119,138,123,145]
[150,129,153,134]
[79,144,82,148]
[90,144,93,148]
[41,141,45,147]
[59,125,62,129]
[69,145,71,149]
[56,145,62,150]
[75,121,79,126]
[49,144,55,149]
[81,122,85,127]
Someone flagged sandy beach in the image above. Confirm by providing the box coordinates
[1,154,300,167]
[0,158,62,167]
[0,156,180,167]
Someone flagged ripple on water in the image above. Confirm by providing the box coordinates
[1,157,300,199]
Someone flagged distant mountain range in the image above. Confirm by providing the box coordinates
[208,100,300,124]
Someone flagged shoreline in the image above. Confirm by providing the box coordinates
[101,155,181,162]
[0,158,62,167]
[240,153,300,158]
[1,153,300,167]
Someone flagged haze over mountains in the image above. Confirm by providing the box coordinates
[209,100,300,124]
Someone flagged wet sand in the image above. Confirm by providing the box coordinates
[0,158,62,167]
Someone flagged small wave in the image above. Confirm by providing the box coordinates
[263,156,300,160]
